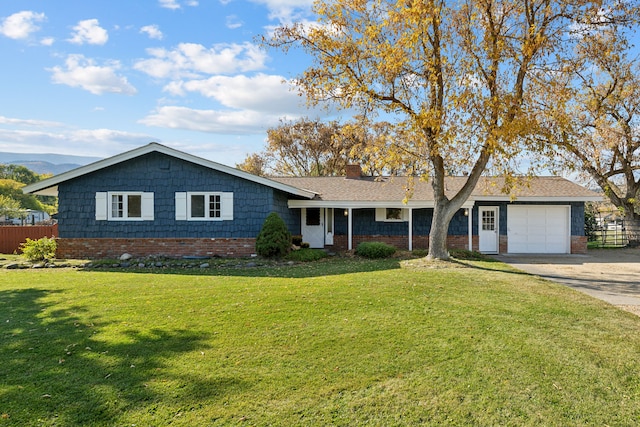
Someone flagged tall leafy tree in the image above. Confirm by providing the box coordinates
[0,164,41,185]
[536,24,640,245]
[266,0,629,259]
[238,116,418,177]
[0,194,23,221]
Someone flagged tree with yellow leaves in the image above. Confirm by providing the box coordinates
[536,23,640,245]
[266,0,635,259]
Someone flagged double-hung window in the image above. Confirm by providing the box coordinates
[175,192,233,221]
[111,193,142,219]
[189,193,221,219]
[95,192,154,221]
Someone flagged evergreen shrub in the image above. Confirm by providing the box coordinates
[256,212,291,258]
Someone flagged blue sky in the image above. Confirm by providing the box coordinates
[0,0,327,166]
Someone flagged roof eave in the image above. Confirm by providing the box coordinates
[22,142,317,199]
[472,196,604,202]
[288,200,476,209]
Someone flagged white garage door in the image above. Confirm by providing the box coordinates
[507,206,570,253]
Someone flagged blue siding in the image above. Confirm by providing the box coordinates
[333,208,468,235]
[332,202,585,237]
[58,152,286,239]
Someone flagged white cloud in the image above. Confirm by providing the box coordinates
[250,0,312,23]
[0,11,46,40]
[68,19,108,45]
[0,116,64,128]
[140,24,163,40]
[133,42,267,78]
[40,37,54,46]
[165,73,303,113]
[226,15,243,29]
[139,105,287,134]
[0,119,154,158]
[49,54,137,95]
[159,0,181,9]
[159,0,199,9]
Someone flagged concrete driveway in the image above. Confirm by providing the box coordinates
[496,248,640,314]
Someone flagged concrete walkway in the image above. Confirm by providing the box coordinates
[495,248,640,313]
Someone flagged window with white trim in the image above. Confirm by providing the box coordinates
[95,192,154,221]
[175,192,233,221]
[375,207,408,222]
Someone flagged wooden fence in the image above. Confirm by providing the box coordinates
[0,225,58,254]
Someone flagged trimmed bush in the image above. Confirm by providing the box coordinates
[355,241,396,259]
[256,212,291,258]
[20,236,57,262]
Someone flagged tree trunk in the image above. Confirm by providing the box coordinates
[625,214,640,248]
[427,196,458,260]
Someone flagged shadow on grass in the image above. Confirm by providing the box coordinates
[79,257,404,279]
[0,288,227,426]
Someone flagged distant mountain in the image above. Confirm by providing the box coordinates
[0,152,102,175]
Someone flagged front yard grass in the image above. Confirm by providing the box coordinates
[1,256,640,426]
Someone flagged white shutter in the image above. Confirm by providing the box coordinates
[221,192,234,220]
[142,192,154,220]
[95,192,107,220]
[375,208,386,222]
[175,192,187,220]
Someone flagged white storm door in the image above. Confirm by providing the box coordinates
[302,207,325,248]
[325,208,334,245]
[479,206,499,253]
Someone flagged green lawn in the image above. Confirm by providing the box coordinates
[1,256,640,426]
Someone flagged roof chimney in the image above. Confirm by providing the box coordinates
[345,164,362,179]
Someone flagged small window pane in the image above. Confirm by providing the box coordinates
[306,208,321,226]
[127,195,142,218]
[112,195,123,218]
[482,210,495,231]
[209,195,221,218]
[191,195,205,218]
[386,208,402,220]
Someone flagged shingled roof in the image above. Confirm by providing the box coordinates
[272,175,601,203]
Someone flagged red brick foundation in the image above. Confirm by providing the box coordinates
[332,235,476,252]
[571,236,588,254]
[331,234,587,254]
[57,234,589,259]
[56,237,257,259]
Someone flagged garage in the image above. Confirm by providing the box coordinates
[507,205,570,254]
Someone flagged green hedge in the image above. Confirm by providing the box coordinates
[355,242,396,259]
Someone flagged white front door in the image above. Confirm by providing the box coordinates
[479,206,499,253]
[302,207,325,248]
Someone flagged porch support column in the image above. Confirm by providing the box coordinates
[408,208,413,251]
[347,208,353,251]
[468,206,473,251]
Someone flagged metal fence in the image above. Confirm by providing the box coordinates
[590,220,628,248]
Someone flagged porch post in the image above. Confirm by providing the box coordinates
[468,206,473,251]
[408,208,413,251]
[347,208,353,250]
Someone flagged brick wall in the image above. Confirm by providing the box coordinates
[331,234,475,251]
[571,236,587,254]
[56,237,257,259]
